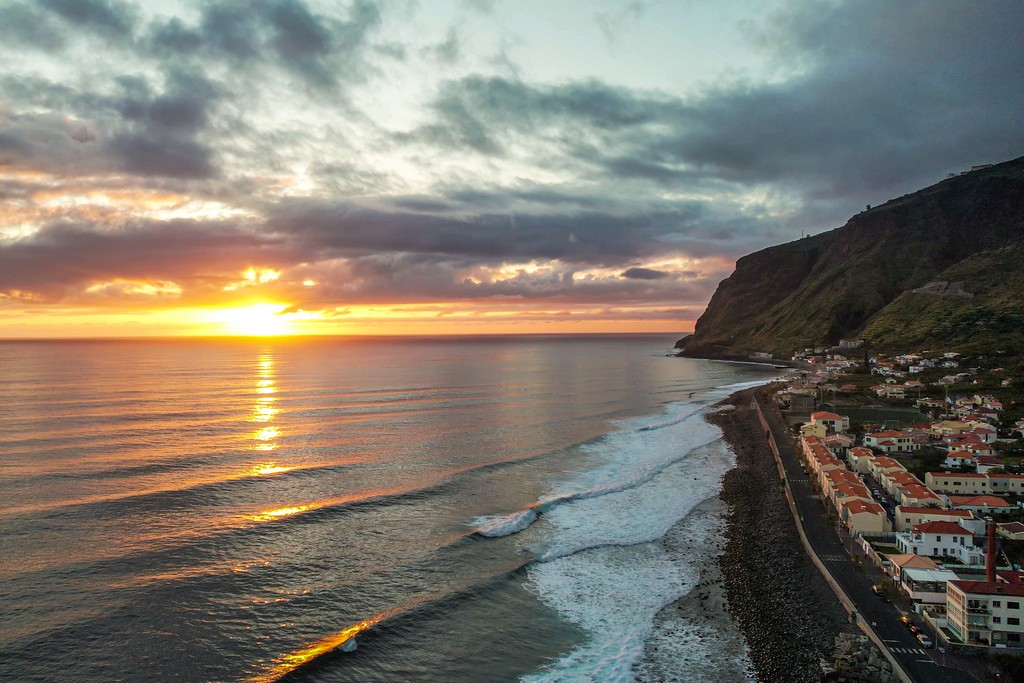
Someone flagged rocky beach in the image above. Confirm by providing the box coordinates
[708,389,853,682]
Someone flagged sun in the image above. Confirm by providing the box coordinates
[206,303,294,336]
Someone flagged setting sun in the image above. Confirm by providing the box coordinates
[205,303,293,336]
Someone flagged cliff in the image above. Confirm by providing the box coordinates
[680,156,1024,359]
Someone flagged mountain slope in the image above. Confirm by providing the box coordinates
[680,156,1024,358]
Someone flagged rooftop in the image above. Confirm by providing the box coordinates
[911,521,972,534]
[950,581,1024,598]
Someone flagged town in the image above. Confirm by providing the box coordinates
[772,339,1024,676]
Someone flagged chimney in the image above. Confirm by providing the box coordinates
[987,517,998,583]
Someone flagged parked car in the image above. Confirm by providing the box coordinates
[917,634,933,648]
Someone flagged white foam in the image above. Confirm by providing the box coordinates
[518,377,774,681]
[535,420,730,561]
[521,407,740,681]
[474,508,539,537]
[524,542,697,683]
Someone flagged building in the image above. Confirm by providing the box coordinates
[926,472,991,496]
[848,447,874,473]
[810,411,850,434]
[840,498,891,534]
[946,495,1013,515]
[947,581,1024,646]
[989,474,1024,495]
[901,567,961,608]
[864,430,921,454]
[928,472,1024,497]
[895,521,984,565]
[894,506,977,532]
[886,553,938,583]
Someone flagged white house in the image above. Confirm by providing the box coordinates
[864,430,921,454]
[810,410,850,434]
[948,581,1024,647]
[894,505,978,532]
[900,567,961,607]
[895,521,985,566]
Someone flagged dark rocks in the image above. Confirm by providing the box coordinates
[710,391,850,682]
[824,633,898,683]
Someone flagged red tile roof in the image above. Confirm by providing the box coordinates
[948,495,1011,507]
[812,411,843,420]
[843,499,885,515]
[950,581,1024,597]
[896,506,973,517]
[912,521,972,534]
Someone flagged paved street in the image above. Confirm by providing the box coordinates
[754,393,980,683]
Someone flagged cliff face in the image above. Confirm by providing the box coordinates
[681,156,1024,359]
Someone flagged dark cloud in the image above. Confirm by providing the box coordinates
[38,0,138,40]
[0,3,67,50]
[264,197,716,266]
[0,220,286,300]
[145,0,381,90]
[621,267,668,280]
[411,1,1024,218]
[104,133,217,179]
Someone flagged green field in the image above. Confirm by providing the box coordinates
[822,404,925,426]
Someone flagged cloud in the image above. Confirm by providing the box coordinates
[1,0,1022,328]
[145,0,381,91]
[594,1,652,47]
[38,0,139,40]
[621,267,669,280]
[0,3,68,50]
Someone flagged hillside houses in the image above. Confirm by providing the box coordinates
[780,346,1024,653]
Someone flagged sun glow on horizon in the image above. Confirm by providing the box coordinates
[204,303,293,336]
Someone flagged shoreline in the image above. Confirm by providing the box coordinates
[707,388,851,682]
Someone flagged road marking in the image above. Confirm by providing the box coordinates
[914,659,936,664]
[883,639,899,643]
[890,647,927,654]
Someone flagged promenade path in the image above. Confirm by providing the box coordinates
[753,392,978,683]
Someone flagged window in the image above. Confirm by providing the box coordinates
[1011,602,1021,610]
[1011,633,1022,643]
[936,536,942,542]
[994,617,1002,624]
[994,601,1002,607]
[1009,617,1021,626]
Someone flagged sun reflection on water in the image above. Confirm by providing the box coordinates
[249,352,282,451]
[249,609,400,683]
[251,504,312,522]
[249,463,292,477]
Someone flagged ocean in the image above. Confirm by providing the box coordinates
[0,335,779,682]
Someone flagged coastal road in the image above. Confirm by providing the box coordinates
[753,393,978,683]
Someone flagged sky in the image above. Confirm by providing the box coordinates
[1,0,1022,337]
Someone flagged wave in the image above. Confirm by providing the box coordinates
[247,561,535,683]
[471,402,714,541]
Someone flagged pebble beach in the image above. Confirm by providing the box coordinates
[707,389,852,682]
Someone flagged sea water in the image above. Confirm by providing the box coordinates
[0,335,778,682]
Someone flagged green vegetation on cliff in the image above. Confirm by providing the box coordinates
[681,156,1024,359]
[861,244,1024,355]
